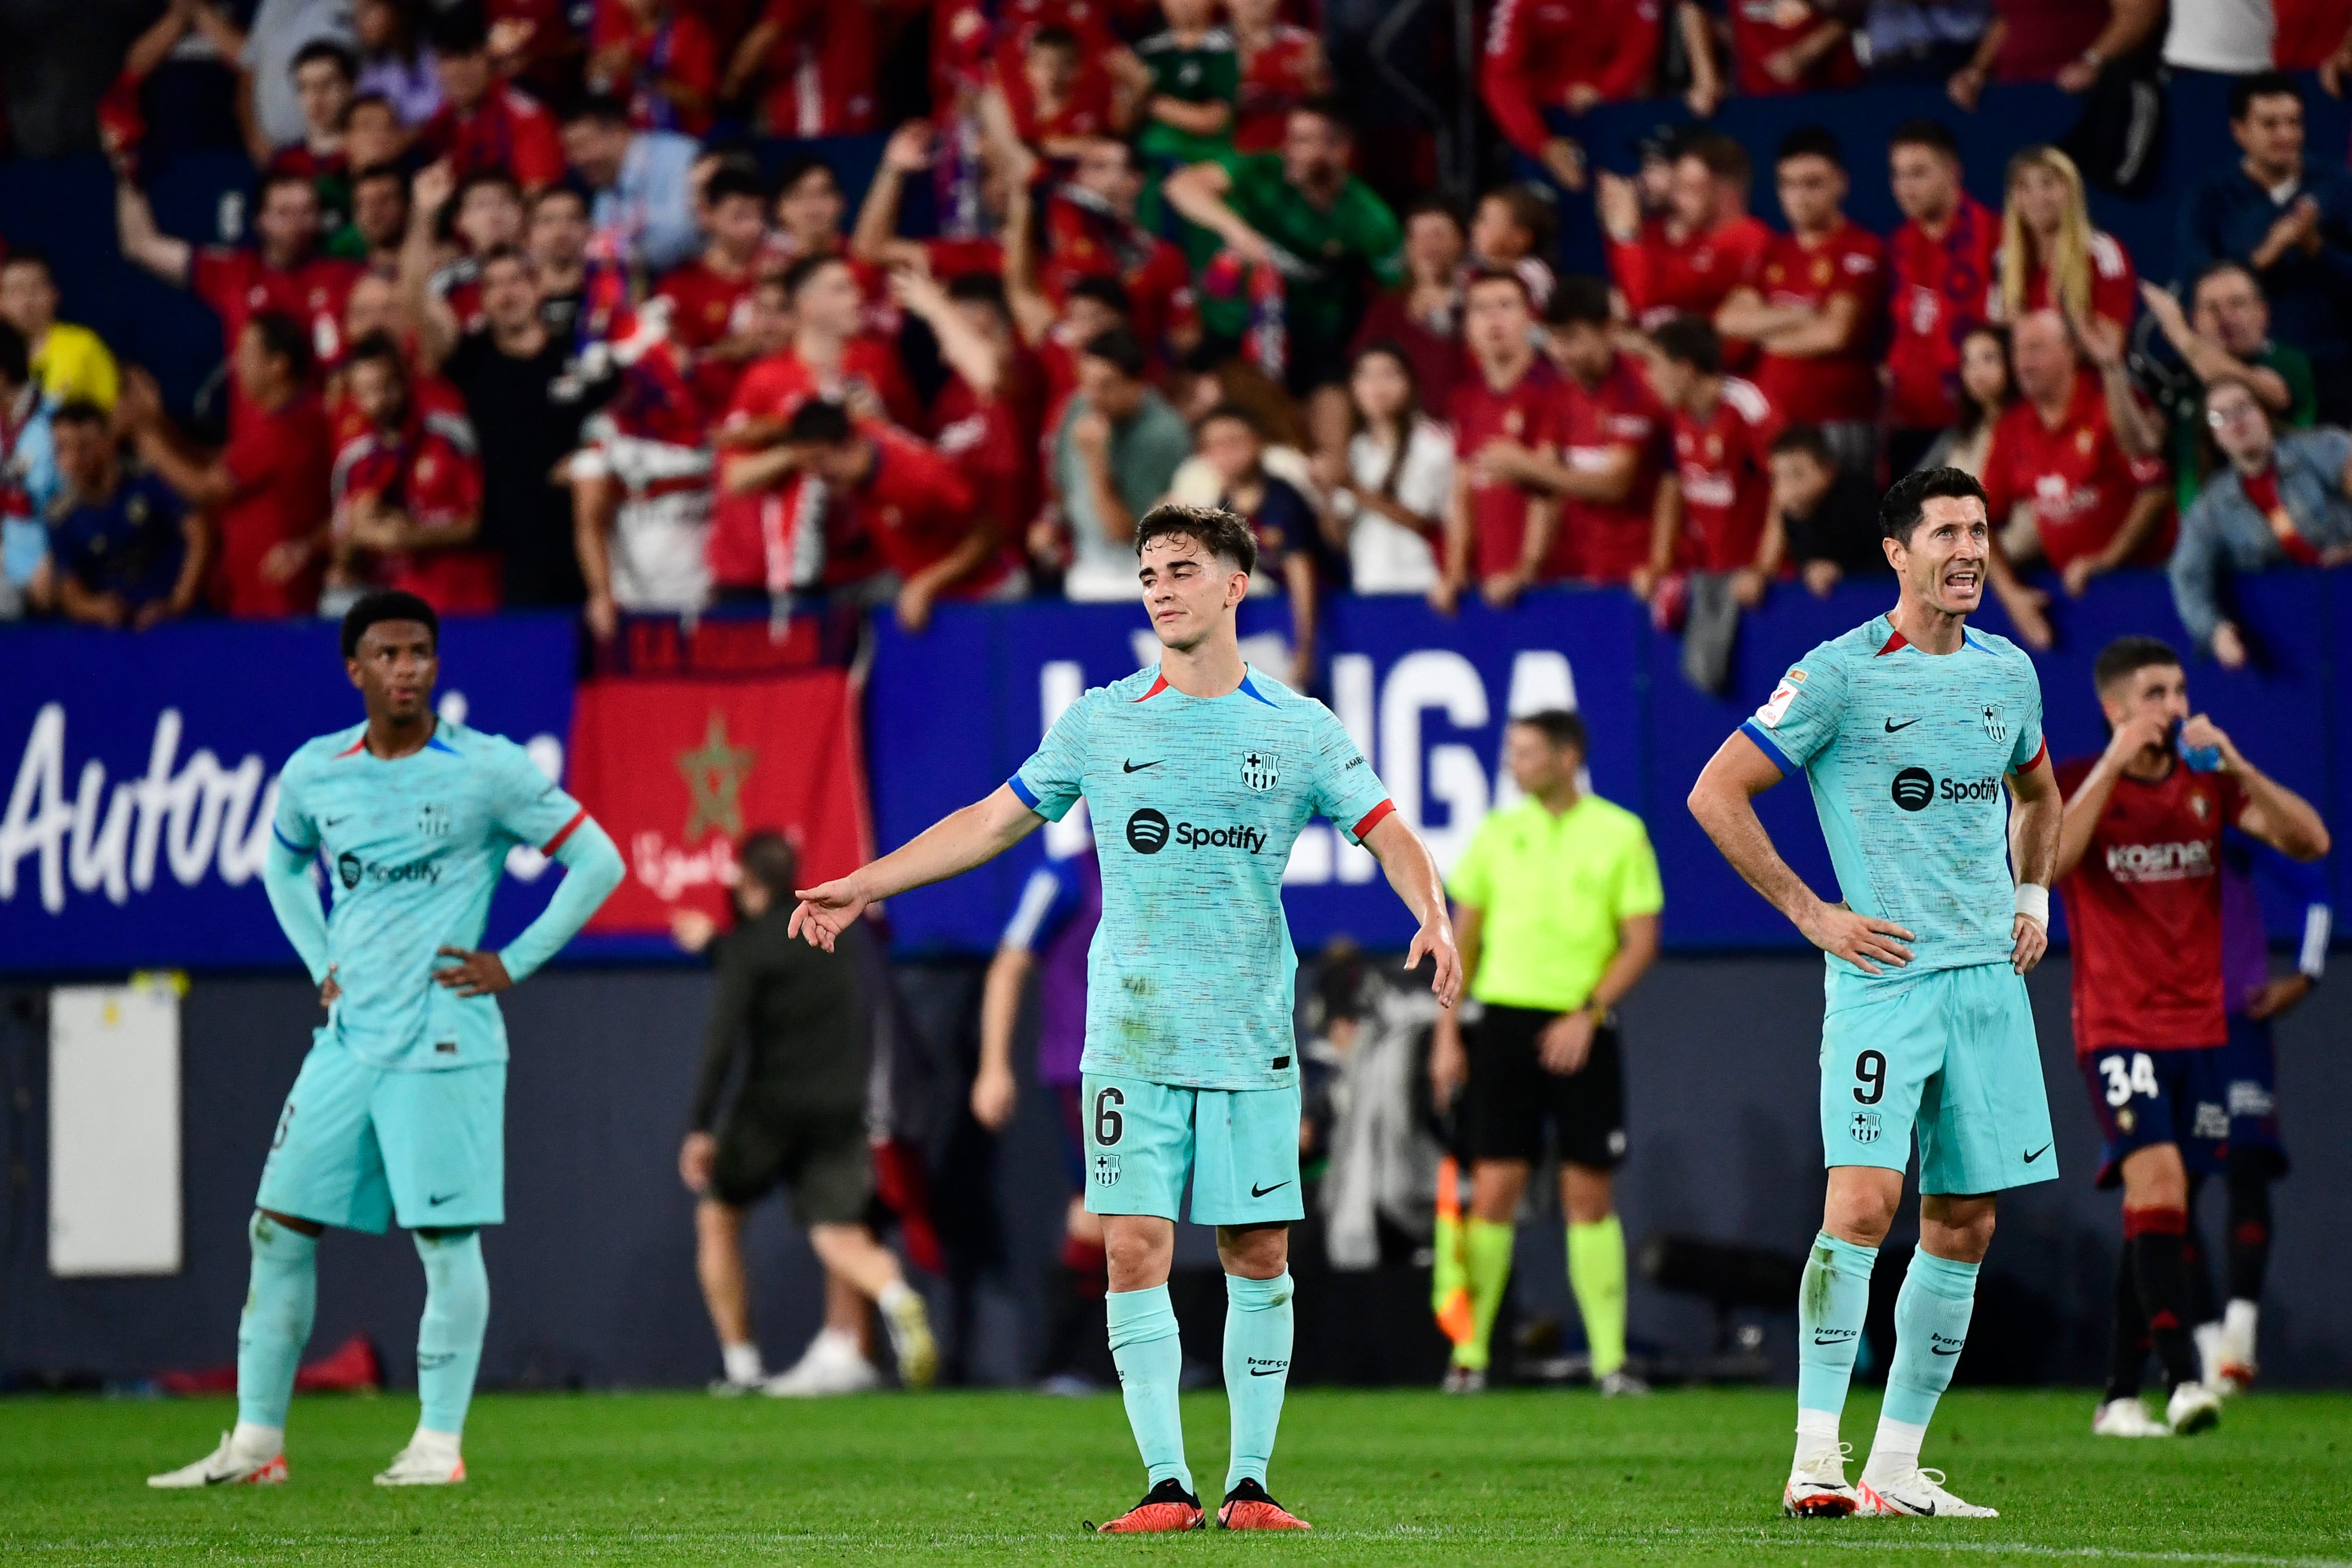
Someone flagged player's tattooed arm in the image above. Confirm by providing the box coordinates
[2005,751,2062,974]
[1362,812,1464,1008]
[790,784,1047,951]
[1689,732,1916,974]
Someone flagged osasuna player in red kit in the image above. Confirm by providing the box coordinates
[2054,637,2328,1438]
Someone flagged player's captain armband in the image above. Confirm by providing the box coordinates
[1755,670,1805,729]
[2015,883,2049,926]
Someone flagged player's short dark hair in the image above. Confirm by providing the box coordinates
[784,398,854,445]
[1479,182,1558,254]
[426,2,490,56]
[50,397,110,430]
[1293,94,1354,137]
[292,39,357,82]
[1197,400,1263,438]
[1081,324,1148,380]
[346,329,408,377]
[0,322,25,388]
[1029,22,1080,52]
[1681,132,1751,191]
[1510,708,1588,755]
[1134,502,1258,575]
[1770,423,1833,467]
[1776,124,1843,171]
[1649,313,1720,374]
[779,252,850,300]
[946,272,1010,318]
[1067,275,1132,316]
[2229,70,2301,123]
[2093,635,2183,692]
[244,309,314,382]
[771,152,838,198]
[1544,273,1613,329]
[258,166,321,207]
[1889,118,1961,162]
[1879,465,1989,545]
[1464,266,1531,306]
[341,589,440,658]
[738,830,799,898]
[703,164,768,208]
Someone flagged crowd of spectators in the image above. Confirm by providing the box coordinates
[4,0,2352,684]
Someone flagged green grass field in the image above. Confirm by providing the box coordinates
[3,1387,2348,1566]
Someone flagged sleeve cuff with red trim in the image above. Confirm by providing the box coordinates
[541,806,589,856]
[1351,799,1396,841]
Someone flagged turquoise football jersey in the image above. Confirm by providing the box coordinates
[1738,615,2047,983]
[1010,664,1394,1091]
[270,719,590,1070]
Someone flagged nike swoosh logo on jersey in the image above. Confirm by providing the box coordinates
[428,1191,461,1205]
[1123,758,1163,773]
[1251,1180,1291,1198]
[1884,717,1921,732]
[2023,1142,2052,1163]
[323,815,349,826]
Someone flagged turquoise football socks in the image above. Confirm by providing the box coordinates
[414,1229,490,1436]
[236,1212,318,1431]
[1107,1284,1193,1494]
[1222,1271,1294,1493]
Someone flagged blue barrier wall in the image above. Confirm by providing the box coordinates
[867,568,2343,957]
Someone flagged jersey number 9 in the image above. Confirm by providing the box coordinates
[1853,1050,1886,1106]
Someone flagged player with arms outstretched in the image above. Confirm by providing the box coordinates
[149,591,624,1489]
[790,504,1461,1532]
[1689,468,2063,1521]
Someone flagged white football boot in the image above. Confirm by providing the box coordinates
[764,1329,883,1396]
[2166,1380,2222,1435]
[146,1431,288,1488]
[2092,1396,2173,1437]
[1783,1441,1861,1518]
[1857,1468,1999,1518]
[374,1433,466,1486]
[881,1287,938,1391]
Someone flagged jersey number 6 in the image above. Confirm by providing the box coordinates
[1094,1087,1125,1146]
[1853,1050,1886,1106]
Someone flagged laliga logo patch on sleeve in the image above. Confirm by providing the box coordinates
[1756,670,1804,729]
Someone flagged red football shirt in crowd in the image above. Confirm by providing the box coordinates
[1041,193,1197,358]
[417,86,567,189]
[213,394,332,617]
[1670,375,1778,572]
[192,248,363,369]
[1481,0,1661,158]
[327,369,468,451]
[1236,24,1325,152]
[1728,0,1861,95]
[999,55,1115,146]
[589,0,721,136]
[753,0,880,135]
[2273,0,2350,68]
[1978,368,2172,571]
[1554,350,1667,582]
[1887,194,1999,432]
[2055,755,2245,1052]
[1990,0,2107,81]
[1350,293,1468,415]
[1609,215,1773,332]
[334,411,499,612]
[1453,358,1572,581]
[656,256,760,410]
[1744,218,1886,425]
[933,365,1044,555]
[2013,229,2138,341]
[849,423,990,587]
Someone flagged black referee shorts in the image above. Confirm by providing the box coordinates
[1464,1003,1628,1170]
[710,1099,873,1225]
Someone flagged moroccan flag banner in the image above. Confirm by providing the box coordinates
[565,671,871,932]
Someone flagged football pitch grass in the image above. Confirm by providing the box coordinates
[4,1387,2349,1566]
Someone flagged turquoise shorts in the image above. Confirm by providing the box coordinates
[1080,1072,1303,1226]
[256,1034,505,1233]
[1819,961,2056,1196]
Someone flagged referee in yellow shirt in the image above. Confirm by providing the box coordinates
[1430,709,1662,1394]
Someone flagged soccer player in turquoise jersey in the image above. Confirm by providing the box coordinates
[790,504,1460,1533]
[1688,468,2064,1521]
[148,591,623,1491]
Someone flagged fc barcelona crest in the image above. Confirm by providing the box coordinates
[1240,750,1281,791]
[1091,1152,1121,1187]
[1980,704,2007,743]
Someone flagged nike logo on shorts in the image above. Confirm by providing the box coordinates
[2023,1142,2052,1163]
[428,1191,461,1205]
[1251,1180,1291,1198]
